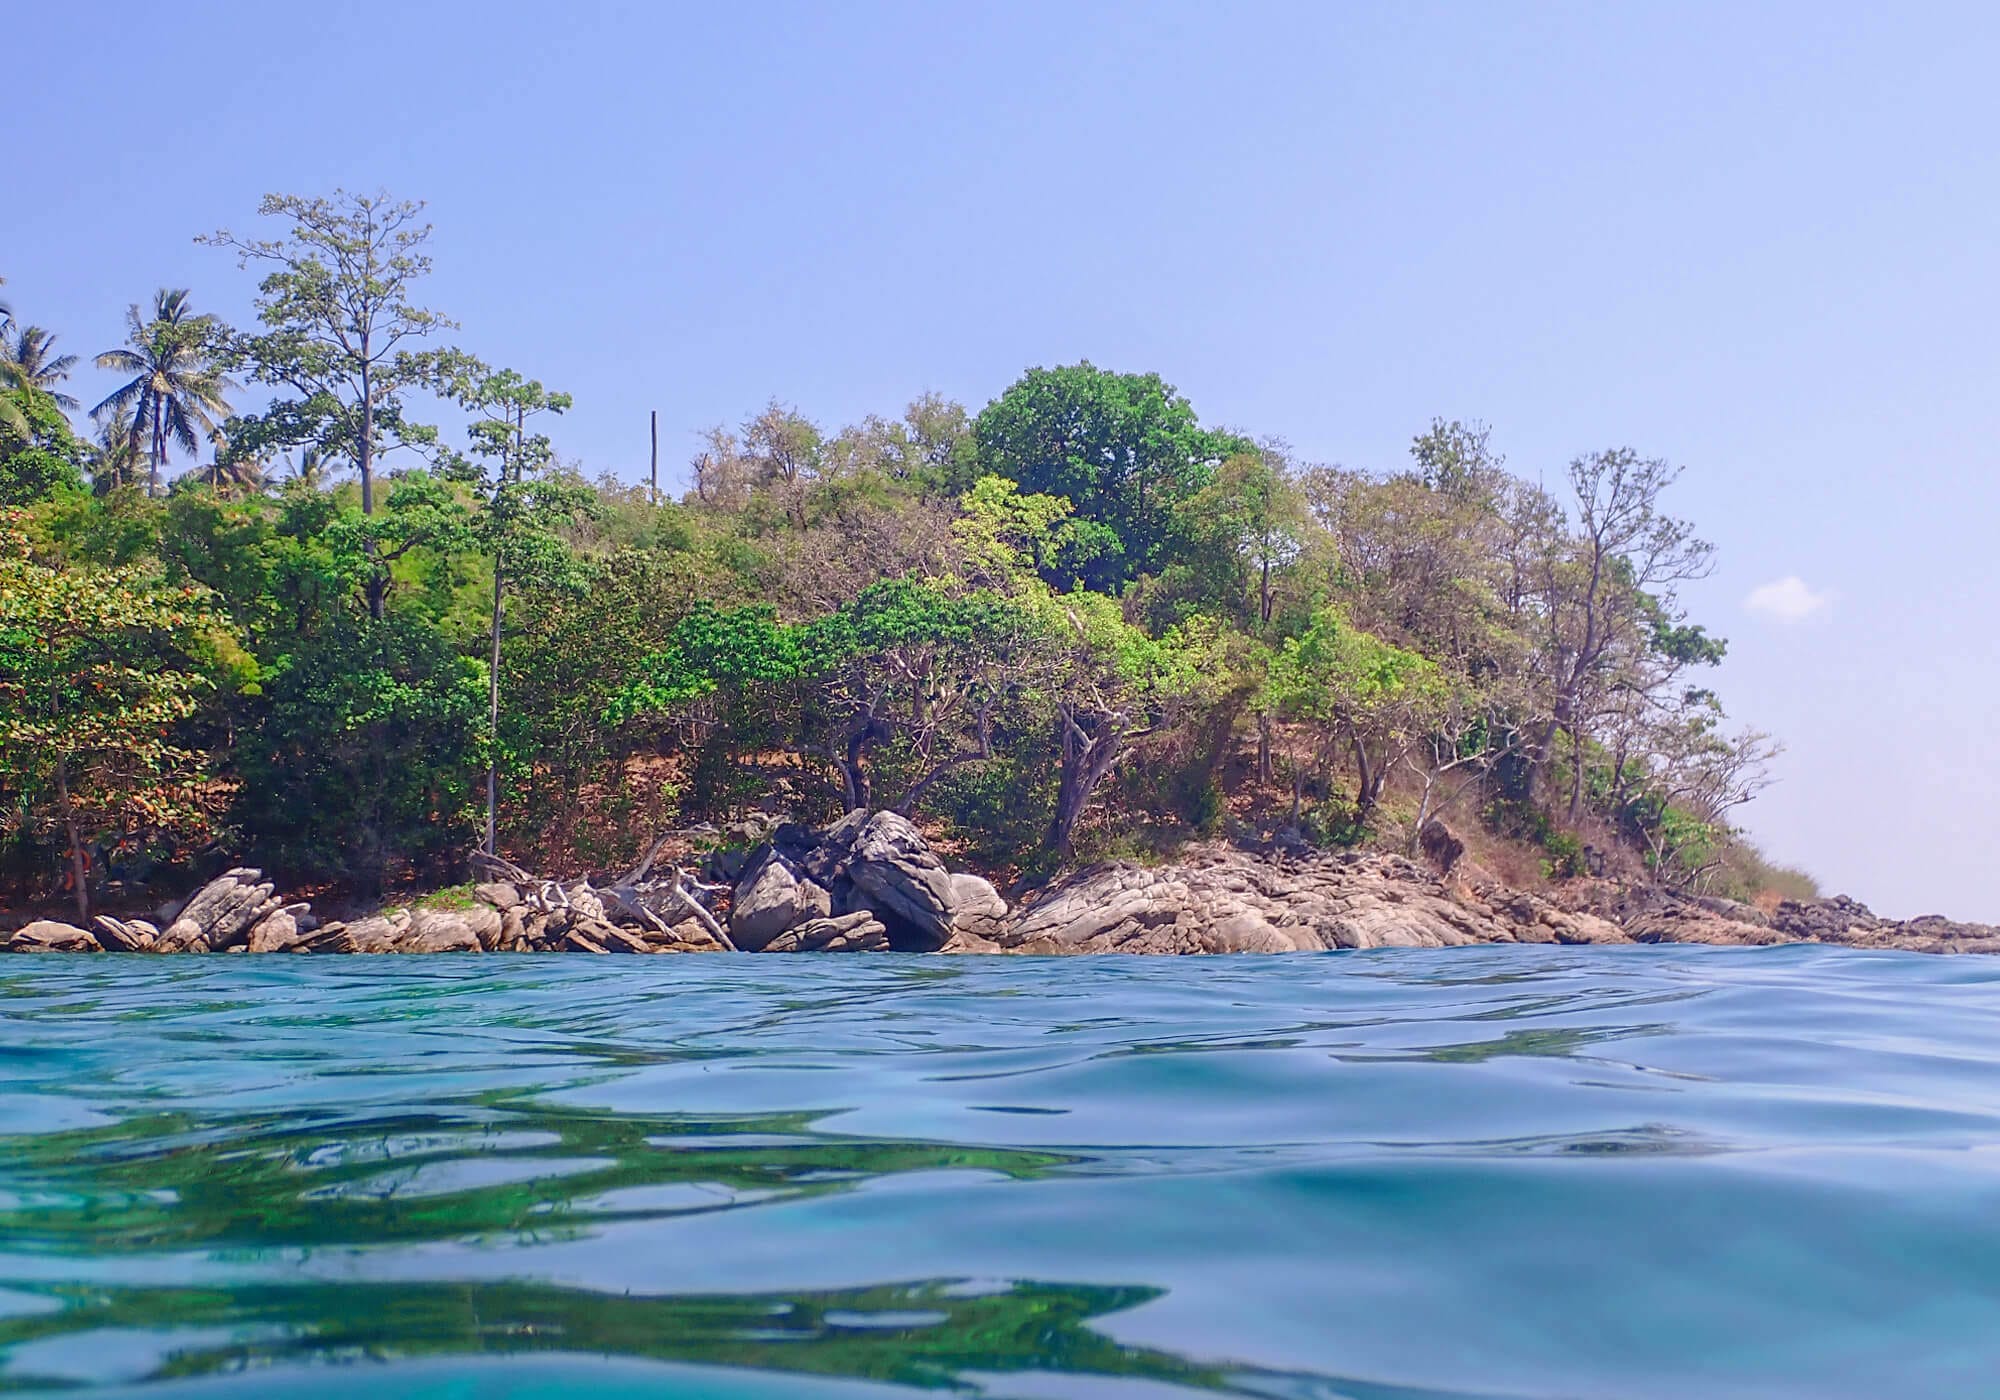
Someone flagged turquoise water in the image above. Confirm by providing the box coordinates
[2,948,1999,1398]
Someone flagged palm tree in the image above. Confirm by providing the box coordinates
[85,412,146,493]
[2,325,81,411]
[0,279,28,438]
[281,443,337,489]
[92,289,236,496]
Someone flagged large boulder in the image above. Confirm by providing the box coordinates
[730,851,831,951]
[9,920,100,953]
[845,811,957,950]
[398,909,483,953]
[155,868,283,952]
[246,910,307,954]
[92,916,157,952]
[762,911,890,953]
[947,872,1009,938]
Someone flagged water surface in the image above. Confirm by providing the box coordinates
[3,947,1998,1397]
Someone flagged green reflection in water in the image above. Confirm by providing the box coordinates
[0,1276,1236,1394]
[0,1099,1078,1255]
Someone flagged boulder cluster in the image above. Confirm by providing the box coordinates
[4,811,1010,957]
[724,810,1008,953]
[10,813,1998,957]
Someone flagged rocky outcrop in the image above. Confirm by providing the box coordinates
[987,844,1999,956]
[724,809,1010,953]
[997,850,1530,954]
[762,911,890,953]
[730,852,832,951]
[9,920,100,952]
[12,829,1999,956]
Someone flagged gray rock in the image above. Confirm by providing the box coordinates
[10,920,100,952]
[92,916,156,952]
[246,910,307,954]
[846,811,957,950]
[473,882,521,911]
[948,872,1009,937]
[399,910,482,953]
[761,911,890,953]
[731,851,830,950]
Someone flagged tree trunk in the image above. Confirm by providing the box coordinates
[149,397,164,497]
[1045,710,1125,854]
[359,348,386,619]
[1567,724,1585,823]
[484,553,503,855]
[55,754,89,924]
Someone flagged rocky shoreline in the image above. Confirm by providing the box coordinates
[8,810,1997,957]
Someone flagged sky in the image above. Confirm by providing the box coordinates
[8,1,1999,919]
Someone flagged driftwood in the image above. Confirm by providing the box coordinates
[472,830,738,952]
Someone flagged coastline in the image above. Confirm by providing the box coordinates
[9,810,1996,957]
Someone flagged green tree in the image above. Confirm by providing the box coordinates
[2,325,80,412]
[91,289,235,496]
[1262,606,1446,826]
[0,523,231,919]
[203,191,459,617]
[442,366,582,855]
[973,364,1251,593]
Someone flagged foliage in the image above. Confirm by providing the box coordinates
[0,518,237,916]
[972,363,1251,593]
[0,193,1801,911]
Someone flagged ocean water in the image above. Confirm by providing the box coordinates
[2,948,1999,1399]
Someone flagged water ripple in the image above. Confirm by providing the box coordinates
[2,946,1999,1397]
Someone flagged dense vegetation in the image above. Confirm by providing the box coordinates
[0,191,1805,921]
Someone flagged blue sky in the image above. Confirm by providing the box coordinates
[10,2,1999,918]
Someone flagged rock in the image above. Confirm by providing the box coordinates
[399,910,482,953]
[939,926,1005,954]
[473,882,521,911]
[92,916,156,952]
[761,911,890,953]
[321,916,400,954]
[846,810,958,950]
[156,918,209,953]
[170,868,282,952]
[643,919,729,953]
[9,920,100,952]
[1419,820,1465,875]
[948,872,1010,938]
[730,851,830,951]
[572,920,652,954]
[995,848,1619,954]
[246,910,306,954]
[461,905,505,951]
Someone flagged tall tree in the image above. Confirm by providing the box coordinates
[1539,449,1715,821]
[0,529,229,920]
[2,326,80,412]
[444,366,579,855]
[973,364,1251,594]
[203,190,458,617]
[91,289,235,495]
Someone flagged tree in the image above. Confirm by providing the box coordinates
[2,325,80,412]
[91,289,235,496]
[0,523,229,920]
[1539,449,1716,821]
[1262,606,1446,826]
[443,366,580,855]
[973,364,1251,594]
[203,191,458,617]
[1034,592,1218,852]
[798,577,1047,812]
[0,385,85,507]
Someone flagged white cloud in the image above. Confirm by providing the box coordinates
[1744,575,1832,624]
